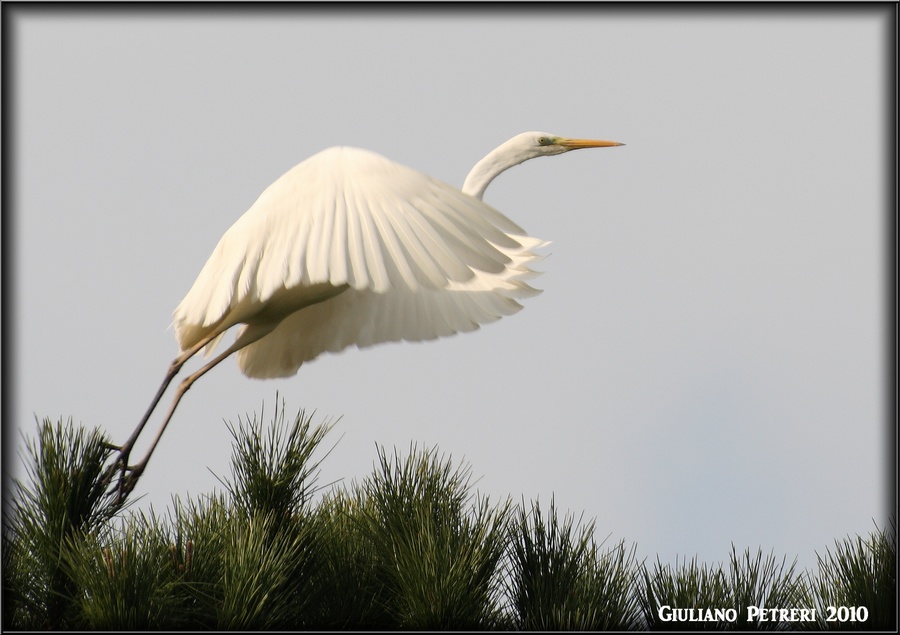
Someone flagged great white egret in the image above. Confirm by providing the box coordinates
[108,131,623,501]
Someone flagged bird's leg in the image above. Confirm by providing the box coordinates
[102,332,221,499]
[114,343,240,501]
[112,324,276,504]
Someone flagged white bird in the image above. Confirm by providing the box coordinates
[108,131,623,501]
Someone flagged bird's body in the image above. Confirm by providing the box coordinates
[107,131,622,503]
[174,145,548,378]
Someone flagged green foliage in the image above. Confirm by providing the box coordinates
[3,403,895,630]
[162,494,230,628]
[211,401,336,628]
[63,511,177,629]
[808,518,896,630]
[2,418,119,629]
[214,508,316,629]
[220,400,335,521]
[639,547,807,630]
[639,554,730,630]
[301,488,394,628]
[165,401,333,629]
[506,498,641,630]
[357,445,511,629]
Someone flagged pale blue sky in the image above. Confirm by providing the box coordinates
[8,6,892,571]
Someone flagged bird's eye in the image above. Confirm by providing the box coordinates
[538,136,552,146]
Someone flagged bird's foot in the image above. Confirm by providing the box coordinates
[100,448,144,507]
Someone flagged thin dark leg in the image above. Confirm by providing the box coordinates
[110,323,275,505]
[101,331,222,499]
[114,342,242,501]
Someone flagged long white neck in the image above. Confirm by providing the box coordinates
[461,137,534,201]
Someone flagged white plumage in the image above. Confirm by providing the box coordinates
[109,131,623,501]
[173,145,548,378]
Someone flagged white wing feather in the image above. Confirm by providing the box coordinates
[173,146,548,378]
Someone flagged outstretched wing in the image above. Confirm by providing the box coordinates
[173,146,548,378]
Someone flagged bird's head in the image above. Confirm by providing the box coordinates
[462,131,624,199]
[523,131,624,158]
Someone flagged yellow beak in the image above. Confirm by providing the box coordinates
[559,137,624,148]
